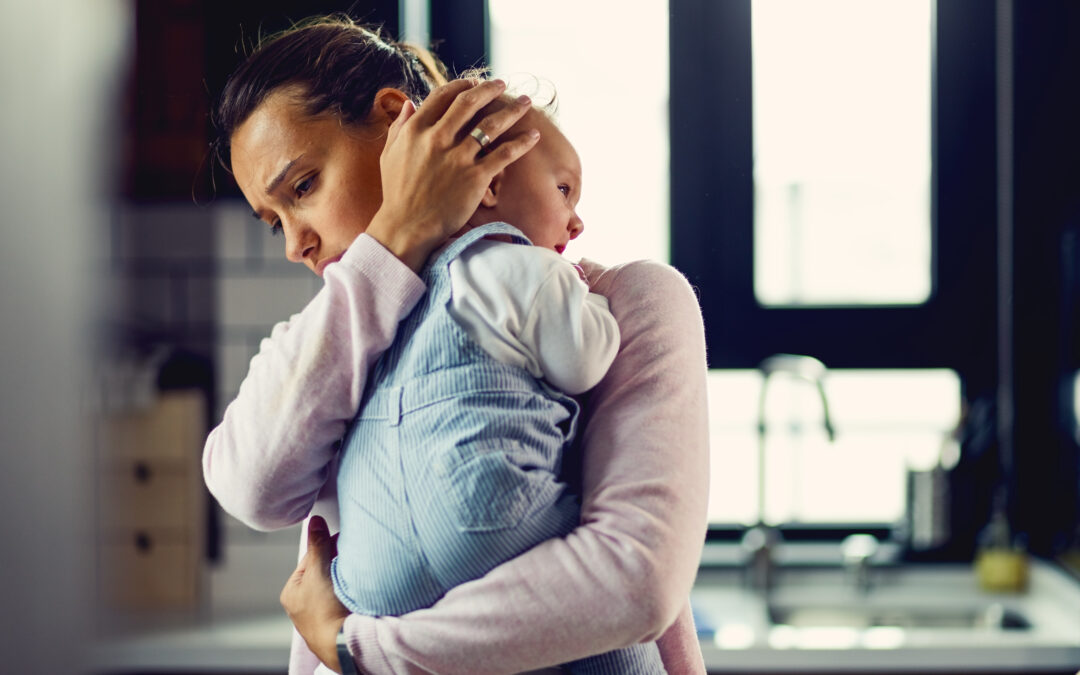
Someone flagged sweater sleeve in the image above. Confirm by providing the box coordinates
[201,233,426,531]
[339,259,711,674]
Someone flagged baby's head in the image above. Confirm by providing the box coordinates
[465,97,584,255]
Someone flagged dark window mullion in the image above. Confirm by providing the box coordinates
[671,0,997,382]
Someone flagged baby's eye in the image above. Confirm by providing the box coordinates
[270,220,283,236]
[558,184,571,196]
[295,175,314,197]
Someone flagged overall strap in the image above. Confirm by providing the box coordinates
[426,222,532,274]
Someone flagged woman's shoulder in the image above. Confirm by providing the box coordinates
[580,258,699,307]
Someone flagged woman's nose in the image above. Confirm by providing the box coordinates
[568,212,584,240]
[283,220,317,264]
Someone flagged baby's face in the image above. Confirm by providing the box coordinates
[469,109,584,254]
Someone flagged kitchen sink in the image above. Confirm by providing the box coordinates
[768,602,1032,631]
[690,547,1080,671]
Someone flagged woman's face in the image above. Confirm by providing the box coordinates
[231,87,386,277]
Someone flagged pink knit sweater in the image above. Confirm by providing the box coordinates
[203,233,710,674]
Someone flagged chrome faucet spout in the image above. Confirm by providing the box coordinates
[744,354,836,592]
[758,354,836,441]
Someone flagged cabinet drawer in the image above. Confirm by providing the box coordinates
[97,390,206,462]
[98,460,198,530]
[99,529,201,609]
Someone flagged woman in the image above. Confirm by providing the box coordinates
[203,17,709,675]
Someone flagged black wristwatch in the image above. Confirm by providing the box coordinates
[337,627,358,675]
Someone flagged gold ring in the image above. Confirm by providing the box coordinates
[469,126,492,150]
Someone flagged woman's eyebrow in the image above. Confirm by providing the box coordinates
[265,154,305,195]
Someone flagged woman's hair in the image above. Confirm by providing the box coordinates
[212,14,449,172]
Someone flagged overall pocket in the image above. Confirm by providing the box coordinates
[435,438,543,532]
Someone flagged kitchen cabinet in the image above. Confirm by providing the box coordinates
[96,390,207,610]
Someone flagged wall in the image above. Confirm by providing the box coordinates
[211,201,323,614]
[0,1,130,671]
[105,199,322,614]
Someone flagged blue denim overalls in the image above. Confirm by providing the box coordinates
[331,222,664,673]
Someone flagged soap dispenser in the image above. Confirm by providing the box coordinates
[974,490,1029,592]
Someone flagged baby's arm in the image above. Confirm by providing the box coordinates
[447,241,620,394]
[520,266,620,395]
[340,259,710,674]
[202,234,426,531]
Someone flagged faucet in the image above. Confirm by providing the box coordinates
[742,354,836,592]
[841,533,880,594]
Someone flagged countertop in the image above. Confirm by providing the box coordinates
[92,553,1080,674]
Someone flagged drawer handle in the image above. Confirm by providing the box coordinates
[133,461,152,483]
[134,531,153,553]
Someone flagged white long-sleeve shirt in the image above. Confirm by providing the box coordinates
[447,238,620,395]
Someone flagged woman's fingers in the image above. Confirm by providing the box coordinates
[434,78,514,139]
[477,125,542,173]
[385,99,415,150]
[409,77,486,127]
[306,515,337,561]
[398,76,531,157]
[366,76,541,272]
[280,516,350,672]
[463,93,534,153]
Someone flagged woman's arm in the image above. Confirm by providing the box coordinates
[202,235,426,530]
[333,259,710,674]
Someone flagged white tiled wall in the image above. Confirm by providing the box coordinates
[211,201,320,613]
[108,201,320,615]
[212,201,323,417]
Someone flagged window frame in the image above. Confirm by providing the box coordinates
[669,0,1008,544]
[670,0,998,393]
[467,0,1079,551]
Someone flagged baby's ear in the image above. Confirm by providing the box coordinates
[479,171,505,208]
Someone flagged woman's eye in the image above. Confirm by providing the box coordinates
[270,220,283,236]
[295,176,314,197]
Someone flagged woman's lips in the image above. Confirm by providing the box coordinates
[555,244,566,255]
[315,254,343,277]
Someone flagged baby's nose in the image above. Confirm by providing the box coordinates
[568,213,584,239]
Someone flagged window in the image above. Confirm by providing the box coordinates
[487,0,670,264]
[669,0,1000,529]
[707,368,960,526]
[489,0,1003,530]
[751,0,933,306]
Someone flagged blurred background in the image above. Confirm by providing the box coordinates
[2,0,1078,673]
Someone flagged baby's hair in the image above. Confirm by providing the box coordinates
[459,67,560,118]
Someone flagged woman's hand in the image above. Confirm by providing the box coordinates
[281,516,351,673]
[366,78,540,272]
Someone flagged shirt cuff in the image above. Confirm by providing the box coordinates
[333,233,427,307]
[342,613,388,673]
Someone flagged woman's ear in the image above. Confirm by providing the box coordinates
[371,88,411,126]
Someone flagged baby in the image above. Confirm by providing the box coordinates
[330,98,666,674]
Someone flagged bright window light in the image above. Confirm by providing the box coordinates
[752,0,933,306]
[706,368,961,525]
[488,0,670,265]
